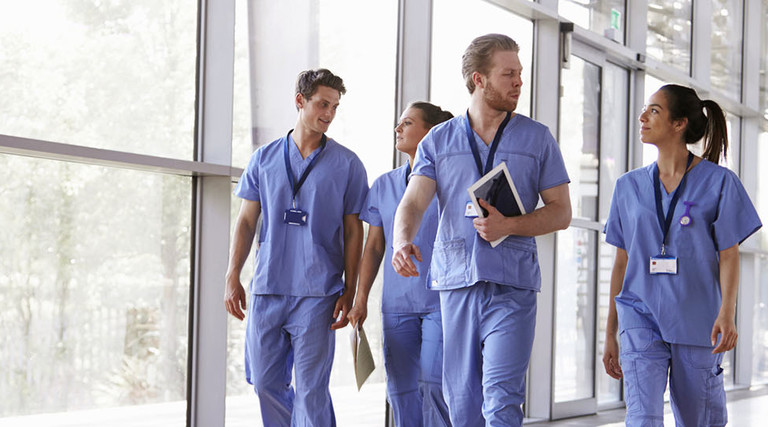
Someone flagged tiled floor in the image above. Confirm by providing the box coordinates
[2,384,767,426]
[530,386,768,426]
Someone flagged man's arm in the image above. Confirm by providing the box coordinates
[225,199,261,321]
[392,175,437,277]
[331,213,364,330]
[712,243,739,353]
[473,182,571,242]
[347,225,386,328]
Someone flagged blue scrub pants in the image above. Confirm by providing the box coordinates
[382,310,451,427]
[440,282,537,427]
[244,294,337,427]
[620,326,727,427]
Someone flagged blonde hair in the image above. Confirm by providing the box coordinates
[461,34,520,94]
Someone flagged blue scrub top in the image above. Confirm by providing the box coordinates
[412,114,570,291]
[235,134,369,297]
[604,159,761,346]
[360,164,440,313]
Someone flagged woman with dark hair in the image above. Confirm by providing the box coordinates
[602,84,761,426]
[348,102,453,427]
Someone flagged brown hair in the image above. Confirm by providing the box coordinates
[461,34,520,94]
[407,102,453,127]
[659,84,728,163]
[295,68,346,101]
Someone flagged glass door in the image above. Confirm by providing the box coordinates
[552,43,629,419]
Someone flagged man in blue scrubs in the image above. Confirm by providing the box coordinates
[392,34,572,426]
[224,68,368,426]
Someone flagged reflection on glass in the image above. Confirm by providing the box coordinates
[0,155,191,423]
[431,0,533,118]
[710,0,743,100]
[753,254,768,384]
[555,228,597,402]
[646,1,692,73]
[559,0,626,44]
[560,56,600,220]
[0,0,196,159]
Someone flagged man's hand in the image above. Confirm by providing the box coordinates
[347,301,368,328]
[711,313,738,353]
[392,242,422,277]
[472,199,510,242]
[331,290,354,330]
[224,275,247,321]
[602,333,623,379]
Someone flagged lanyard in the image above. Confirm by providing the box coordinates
[464,110,511,177]
[653,152,693,254]
[284,130,327,204]
[404,162,411,187]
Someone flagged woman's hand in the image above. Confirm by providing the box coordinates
[602,334,623,379]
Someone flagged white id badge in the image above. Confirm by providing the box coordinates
[465,201,479,218]
[649,255,677,275]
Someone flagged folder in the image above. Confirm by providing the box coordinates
[350,324,375,390]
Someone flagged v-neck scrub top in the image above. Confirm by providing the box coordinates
[235,134,369,297]
[604,159,761,346]
[360,163,440,313]
[412,113,570,291]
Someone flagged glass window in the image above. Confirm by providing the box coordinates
[646,1,692,74]
[641,75,665,166]
[596,62,628,406]
[560,56,601,221]
[554,228,597,403]
[762,0,768,123]
[758,130,768,252]
[559,0,626,44]
[236,0,397,186]
[710,0,743,100]
[431,0,533,119]
[232,0,255,169]
[753,254,768,385]
[0,1,197,160]
[0,155,191,424]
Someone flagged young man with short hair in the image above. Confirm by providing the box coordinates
[225,68,368,426]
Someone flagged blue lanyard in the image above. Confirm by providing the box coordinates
[464,110,511,177]
[284,130,327,202]
[404,162,411,187]
[652,152,693,254]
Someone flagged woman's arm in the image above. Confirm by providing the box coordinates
[602,247,627,379]
[347,225,386,328]
[711,243,740,353]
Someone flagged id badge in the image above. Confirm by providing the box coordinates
[650,254,677,275]
[465,201,479,218]
[284,208,308,226]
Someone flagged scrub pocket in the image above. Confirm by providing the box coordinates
[678,346,727,426]
[431,239,467,288]
[498,239,538,285]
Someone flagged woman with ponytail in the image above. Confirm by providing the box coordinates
[348,102,453,426]
[601,84,761,426]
